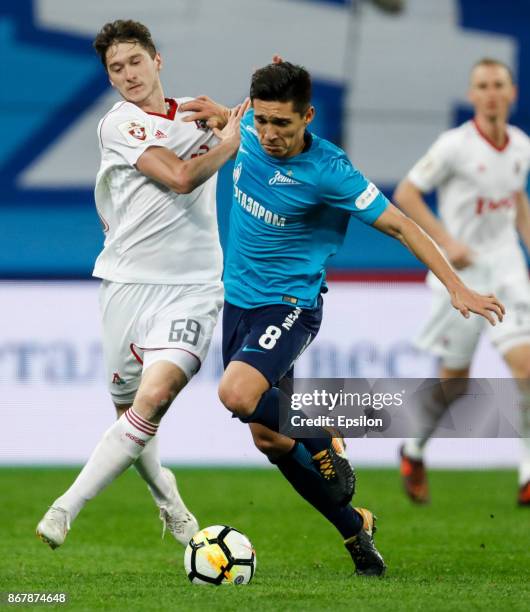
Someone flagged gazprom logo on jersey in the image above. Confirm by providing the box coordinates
[268,170,301,186]
[355,182,379,210]
[233,162,242,185]
[234,185,286,227]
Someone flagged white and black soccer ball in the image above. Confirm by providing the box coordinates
[184,525,256,585]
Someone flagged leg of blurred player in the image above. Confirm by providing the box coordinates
[401,342,530,506]
[503,344,530,506]
[401,365,469,503]
[36,358,198,549]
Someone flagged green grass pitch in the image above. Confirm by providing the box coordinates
[1,467,529,611]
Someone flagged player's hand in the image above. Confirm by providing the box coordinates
[179,96,230,130]
[443,238,474,270]
[213,98,250,151]
[450,285,505,326]
[272,54,284,64]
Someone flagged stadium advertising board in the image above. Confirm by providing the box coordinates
[1,282,518,466]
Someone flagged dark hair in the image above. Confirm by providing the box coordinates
[93,20,157,70]
[471,57,514,83]
[250,62,312,115]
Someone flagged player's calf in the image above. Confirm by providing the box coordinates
[249,423,295,461]
[225,385,356,505]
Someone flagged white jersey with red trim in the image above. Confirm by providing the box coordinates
[93,97,223,284]
[408,120,530,254]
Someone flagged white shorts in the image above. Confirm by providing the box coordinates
[416,250,530,369]
[99,281,223,404]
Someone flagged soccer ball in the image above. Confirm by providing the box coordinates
[184,525,256,585]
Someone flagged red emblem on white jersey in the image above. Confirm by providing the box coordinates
[475,194,516,215]
[128,122,147,141]
[154,129,167,139]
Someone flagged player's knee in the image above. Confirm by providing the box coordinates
[218,383,255,418]
[136,383,178,416]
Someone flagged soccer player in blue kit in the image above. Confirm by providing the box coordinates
[182,61,505,576]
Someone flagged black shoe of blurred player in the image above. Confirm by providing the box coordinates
[312,437,355,506]
[345,507,386,577]
[399,445,430,504]
[518,481,530,506]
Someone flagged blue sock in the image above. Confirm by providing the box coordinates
[241,387,331,455]
[275,442,363,539]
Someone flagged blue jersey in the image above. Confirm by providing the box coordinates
[223,110,389,309]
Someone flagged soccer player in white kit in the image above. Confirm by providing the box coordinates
[395,59,530,506]
[36,20,248,548]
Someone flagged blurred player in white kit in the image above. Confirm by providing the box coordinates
[36,19,247,548]
[395,58,530,506]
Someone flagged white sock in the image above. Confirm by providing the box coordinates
[404,380,463,460]
[519,393,530,485]
[404,395,447,460]
[54,408,158,521]
[403,438,425,460]
[134,436,173,505]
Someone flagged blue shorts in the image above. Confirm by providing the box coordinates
[222,297,323,386]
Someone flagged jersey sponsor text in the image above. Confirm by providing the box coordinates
[233,185,286,227]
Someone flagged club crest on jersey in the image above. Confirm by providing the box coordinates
[233,162,242,185]
[127,122,146,140]
[118,120,148,144]
[268,170,301,186]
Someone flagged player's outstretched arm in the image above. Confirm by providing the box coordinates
[373,203,505,325]
[136,100,249,194]
[394,178,474,270]
[179,96,231,130]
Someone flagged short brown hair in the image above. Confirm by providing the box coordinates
[93,20,157,70]
[471,57,514,83]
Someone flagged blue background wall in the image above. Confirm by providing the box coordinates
[1,0,529,278]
